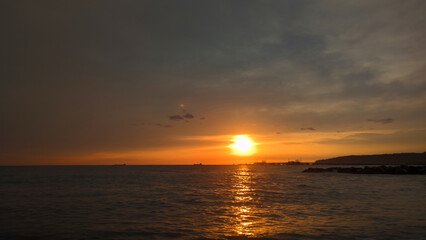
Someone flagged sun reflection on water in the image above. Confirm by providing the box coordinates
[231,165,256,236]
[223,165,282,238]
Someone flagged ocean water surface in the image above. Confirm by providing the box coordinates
[0,165,425,239]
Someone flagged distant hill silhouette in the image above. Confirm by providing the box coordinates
[314,152,426,165]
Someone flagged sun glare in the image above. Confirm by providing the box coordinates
[229,135,257,156]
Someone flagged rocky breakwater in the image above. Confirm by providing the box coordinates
[303,165,426,175]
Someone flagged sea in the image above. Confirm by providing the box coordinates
[0,165,425,240]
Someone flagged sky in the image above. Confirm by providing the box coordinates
[1,0,426,165]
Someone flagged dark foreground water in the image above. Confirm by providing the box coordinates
[0,165,425,240]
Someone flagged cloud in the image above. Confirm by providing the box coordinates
[156,123,173,128]
[317,129,426,146]
[183,113,194,119]
[169,113,195,121]
[301,127,316,131]
[169,115,184,121]
[367,118,393,124]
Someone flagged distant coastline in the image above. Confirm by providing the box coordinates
[314,152,426,165]
[303,165,426,175]
[253,152,426,166]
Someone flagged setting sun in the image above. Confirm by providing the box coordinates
[229,135,257,156]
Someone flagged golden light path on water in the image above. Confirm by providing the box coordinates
[231,165,266,236]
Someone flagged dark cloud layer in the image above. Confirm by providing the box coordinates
[1,0,425,163]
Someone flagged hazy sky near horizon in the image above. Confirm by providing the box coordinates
[1,0,426,165]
